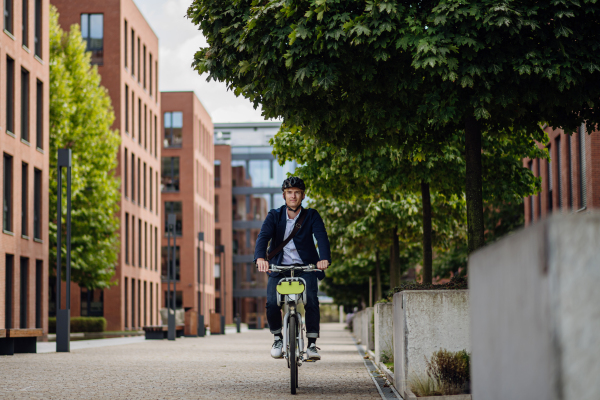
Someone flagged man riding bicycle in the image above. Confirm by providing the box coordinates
[254,177,331,361]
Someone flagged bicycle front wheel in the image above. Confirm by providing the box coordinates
[289,315,297,394]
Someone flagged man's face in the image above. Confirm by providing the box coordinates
[283,187,305,208]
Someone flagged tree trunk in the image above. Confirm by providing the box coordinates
[465,117,485,254]
[421,181,433,284]
[389,228,401,289]
[375,250,382,301]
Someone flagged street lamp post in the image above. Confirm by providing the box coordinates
[167,213,176,340]
[56,149,72,353]
[198,232,205,337]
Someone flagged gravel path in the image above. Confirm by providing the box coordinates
[0,323,380,399]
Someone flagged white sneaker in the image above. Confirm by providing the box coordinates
[306,344,321,361]
[271,338,283,359]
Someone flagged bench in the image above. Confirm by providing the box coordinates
[142,325,184,339]
[0,328,43,355]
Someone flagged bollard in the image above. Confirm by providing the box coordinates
[235,316,241,333]
[198,314,205,337]
[220,315,226,334]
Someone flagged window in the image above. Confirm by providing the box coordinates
[155,226,158,271]
[124,277,128,327]
[131,216,135,266]
[80,14,103,65]
[21,162,27,236]
[568,134,573,209]
[214,160,221,188]
[21,0,27,46]
[144,222,147,268]
[4,0,13,34]
[528,161,533,222]
[7,56,15,134]
[557,136,562,210]
[161,157,179,192]
[130,153,135,202]
[537,160,541,218]
[143,45,146,89]
[21,68,29,142]
[161,246,180,281]
[138,98,141,144]
[124,148,128,197]
[125,212,129,264]
[5,254,14,329]
[34,0,41,57]
[80,288,103,317]
[164,201,182,236]
[579,124,587,208]
[155,61,158,103]
[149,53,153,95]
[215,195,219,222]
[144,104,147,149]
[124,20,127,68]
[137,37,140,82]
[547,146,552,212]
[35,260,42,327]
[154,114,157,156]
[125,85,129,134]
[138,218,142,268]
[149,167,153,211]
[33,168,41,239]
[163,111,183,148]
[131,29,134,76]
[215,229,221,247]
[20,257,28,328]
[143,162,146,208]
[4,153,13,232]
[137,158,140,204]
[131,278,135,327]
[131,91,134,138]
[36,80,42,149]
[156,171,158,215]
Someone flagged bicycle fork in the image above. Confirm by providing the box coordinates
[282,310,306,364]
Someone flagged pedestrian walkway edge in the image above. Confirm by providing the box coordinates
[353,338,403,399]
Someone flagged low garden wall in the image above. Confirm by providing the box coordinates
[362,307,374,351]
[374,302,393,365]
[469,214,600,400]
[393,290,470,397]
[353,310,363,344]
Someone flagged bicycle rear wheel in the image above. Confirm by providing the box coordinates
[289,315,297,394]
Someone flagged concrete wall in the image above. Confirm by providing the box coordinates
[374,302,393,364]
[393,290,470,396]
[470,214,600,400]
[362,307,374,351]
[353,310,363,343]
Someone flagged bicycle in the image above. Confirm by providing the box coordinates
[269,264,318,395]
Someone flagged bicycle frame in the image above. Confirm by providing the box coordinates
[281,295,305,364]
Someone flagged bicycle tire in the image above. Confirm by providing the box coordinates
[289,315,297,394]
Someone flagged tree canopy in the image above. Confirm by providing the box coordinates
[49,6,121,290]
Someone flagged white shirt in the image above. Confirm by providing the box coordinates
[281,210,305,265]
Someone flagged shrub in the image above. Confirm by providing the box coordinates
[48,317,107,333]
[409,373,442,397]
[387,275,468,301]
[426,349,470,395]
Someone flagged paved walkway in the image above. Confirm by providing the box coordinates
[0,323,381,399]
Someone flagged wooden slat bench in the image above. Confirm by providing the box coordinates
[143,325,184,339]
[0,328,43,355]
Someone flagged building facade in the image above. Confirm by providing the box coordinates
[213,122,300,326]
[52,0,161,331]
[160,91,215,322]
[0,0,50,335]
[524,125,599,225]
[214,144,232,324]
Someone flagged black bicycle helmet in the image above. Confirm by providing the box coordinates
[281,176,306,192]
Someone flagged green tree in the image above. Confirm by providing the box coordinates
[188,0,598,254]
[49,6,121,293]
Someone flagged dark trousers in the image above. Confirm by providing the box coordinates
[266,271,320,338]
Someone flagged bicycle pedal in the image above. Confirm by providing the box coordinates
[304,359,317,362]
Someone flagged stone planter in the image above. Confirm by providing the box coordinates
[353,310,363,343]
[393,290,470,398]
[362,307,374,351]
[374,302,393,364]
[469,214,600,400]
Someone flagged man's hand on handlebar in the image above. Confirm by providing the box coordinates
[317,260,329,271]
[256,258,270,272]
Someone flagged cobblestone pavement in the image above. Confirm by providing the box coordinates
[0,323,380,399]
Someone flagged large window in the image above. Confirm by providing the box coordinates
[131,153,135,202]
[163,111,183,148]
[124,20,128,68]
[149,53,153,95]
[149,167,153,211]
[4,153,13,232]
[80,288,103,317]
[21,0,27,46]
[143,45,146,89]
[33,168,41,239]
[214,160,221,188]
[80,14,103,65]
[161,157,179,192]
[164,201,182,236]
[137,37,140,82]
[161,246,180,281]
[20,257,28,328]
[579,124,587,208]
[21,68,29,142]
[7,56,15,135]
[34,0,41,57]
[4,0,13,34]
[547,146,552,212]
[131,29,135,76]
[125,212,129,264]
[36,80,43,149]
[124,148,128,197]
[125,85,129,134]
[21,162,27,236]
[143,162,146,208]
[557,136,562,210]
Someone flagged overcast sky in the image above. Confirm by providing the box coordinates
[134,0,274,123]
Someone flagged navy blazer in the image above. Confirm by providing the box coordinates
[254,206,332,278]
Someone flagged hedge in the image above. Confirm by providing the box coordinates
[48,317,107,333]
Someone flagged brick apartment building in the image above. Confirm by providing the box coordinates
[0,0,50,336]
[524,124,599,225]
[160,91,216,322]
[52,0,162,331]
[214,144,232,324]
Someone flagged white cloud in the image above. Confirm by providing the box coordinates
[134,0,276,123]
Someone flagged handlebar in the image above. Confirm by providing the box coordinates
[268,264,317,272]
